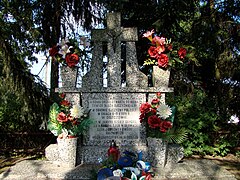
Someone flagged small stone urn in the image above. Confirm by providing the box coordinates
[147,137,168,167]
[152,66,170,87]
[57,137,79,168]
[60,66,78,88]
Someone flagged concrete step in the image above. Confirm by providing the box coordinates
[0,159,237,180]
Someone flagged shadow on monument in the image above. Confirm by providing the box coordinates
[57,12,185,179]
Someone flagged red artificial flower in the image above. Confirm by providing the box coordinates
[157,54,169,68]
[57,112,68,122]
[59,93,66,99]
[156,45,165,54]
[60,100,70,107]
[148,46,158,58]
[139,102,151,113]
[151,98,160,105]
[148,108,157,116]
[150,108,157,113]
[49,45,59,57]
[178,47,187,59]
[160,121,172,132]
[139,113,146,123]
[156,92,161,98]
[65,53,79,67]
[167,44,173,51]
[148,115,161,128]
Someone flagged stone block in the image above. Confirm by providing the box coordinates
[45,144,59,162]
[81,145,148,164]
[147,137,168,167]
[57,137,79,168]
[166,144,184,165]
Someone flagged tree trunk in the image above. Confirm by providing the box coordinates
[50,58,59,100]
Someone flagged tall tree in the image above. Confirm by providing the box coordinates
[36,0,103,98]
[1,0,239,128]
[190,0,240,119]
[0,0,103,131]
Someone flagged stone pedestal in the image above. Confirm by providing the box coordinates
[56,137,79,168]
[45,144,59,161]
[146,137,184,167]
[45,138,184,167]
[166,144,185,166]
[60,66,78,88]
[147,137,168,167]
[152,66,170,87]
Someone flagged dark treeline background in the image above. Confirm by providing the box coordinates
[0,0,239,156]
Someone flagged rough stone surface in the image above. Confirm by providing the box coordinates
[45,144,59,162]
[64,92,81,107]
[147,137,168,167]
[152,66,171,88]
[53,12,176,167]
[60,66,78,88]
[125,41,148,88]
[166,144,185,166]
[0,159,237,180]
[57,138,79,168]
[81,41,103,90]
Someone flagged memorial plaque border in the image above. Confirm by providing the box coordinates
[82,92,147,146]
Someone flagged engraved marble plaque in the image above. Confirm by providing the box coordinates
[83,93,146,146]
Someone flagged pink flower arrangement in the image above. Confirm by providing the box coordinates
[142,29,187,68]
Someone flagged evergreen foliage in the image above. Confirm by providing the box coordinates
[0,0,239,156]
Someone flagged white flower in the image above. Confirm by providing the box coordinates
[66,46,74,53]
[157,104,172,119]
[228,114,239,124]
[113,169,123,177]
[70,105,85,118]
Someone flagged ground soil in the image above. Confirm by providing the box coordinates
[185,154,240,179]
[0,154,239,179]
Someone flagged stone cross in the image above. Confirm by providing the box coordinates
[82,12,147,89]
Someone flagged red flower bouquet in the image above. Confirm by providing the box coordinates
[139,93,176,138]
[49,39,80,68]
[47,93,94,139]
[142,29,187,69]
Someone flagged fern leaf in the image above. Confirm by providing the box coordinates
[49,103,60,123]
[165,127,188,144]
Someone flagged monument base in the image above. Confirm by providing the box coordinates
[81,145,148,164]
[45,142,184,167]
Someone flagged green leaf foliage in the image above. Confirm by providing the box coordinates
[167,88,239,156]
[74,118,95,136]
[47,103,61,136]
[49,103,60,123]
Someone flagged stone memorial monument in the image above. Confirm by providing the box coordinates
[45,12,183,167]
